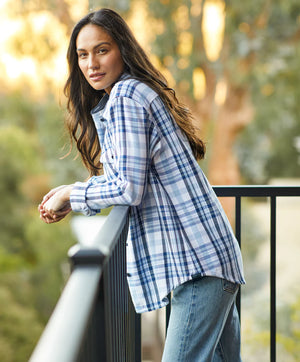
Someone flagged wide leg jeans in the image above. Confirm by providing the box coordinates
[161,276,242,362]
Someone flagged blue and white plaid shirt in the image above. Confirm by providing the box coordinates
[70,75,245,313]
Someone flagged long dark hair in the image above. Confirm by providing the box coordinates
[64,8,205,176]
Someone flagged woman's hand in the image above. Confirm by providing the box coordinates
[39,185,73,224]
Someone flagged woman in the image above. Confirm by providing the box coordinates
[39,8,245,361]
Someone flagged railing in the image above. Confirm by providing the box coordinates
[213,185,300,362]
[29,185,300,362]
[29,205,139,362]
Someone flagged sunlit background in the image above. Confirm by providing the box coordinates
[0,0,299,361]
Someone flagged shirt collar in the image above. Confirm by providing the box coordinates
[90,72,131,121]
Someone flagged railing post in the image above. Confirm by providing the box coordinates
[68,245,108,362]
[74,207,141,362]
[69,245,105,268]
[76,269,107,362]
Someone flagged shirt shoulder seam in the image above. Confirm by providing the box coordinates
[111,78,159,107]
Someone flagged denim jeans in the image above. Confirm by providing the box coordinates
[161,276,241,362]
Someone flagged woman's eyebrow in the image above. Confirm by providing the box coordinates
[77,41,111,52]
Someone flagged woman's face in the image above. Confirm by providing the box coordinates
[76,24,124,94]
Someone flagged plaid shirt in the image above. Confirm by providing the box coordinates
[70,75,245,313]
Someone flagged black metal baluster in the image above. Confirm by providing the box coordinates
[270,196,276,362]
[235,196,242,318]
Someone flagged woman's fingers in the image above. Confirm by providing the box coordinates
[39,208,70,224]
[39,184,73,224]
[39,198,71,224]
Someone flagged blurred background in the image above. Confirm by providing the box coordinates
[0,0,299,361]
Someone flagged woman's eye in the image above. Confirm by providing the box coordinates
[98,48,108,54]
[78,52,87,59]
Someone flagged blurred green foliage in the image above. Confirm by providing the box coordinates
[227,0,300,182]
[0,93,81,361]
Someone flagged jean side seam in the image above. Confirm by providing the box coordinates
[178,282,196,362]
[217,340,227,362]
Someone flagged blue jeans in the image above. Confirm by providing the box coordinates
[161,276,241,362]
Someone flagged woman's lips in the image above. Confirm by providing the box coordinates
[90,72,105,81]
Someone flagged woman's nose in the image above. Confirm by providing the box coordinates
[88,54,99,70]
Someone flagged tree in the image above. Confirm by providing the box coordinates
[144,0,252,188]
[145,0,300,184]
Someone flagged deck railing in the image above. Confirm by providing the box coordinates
[29,185,300,362]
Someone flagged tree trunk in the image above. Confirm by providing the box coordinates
[208,86,254,220]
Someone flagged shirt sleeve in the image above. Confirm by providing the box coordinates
[70,96,149,216]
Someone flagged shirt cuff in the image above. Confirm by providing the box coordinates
[70,179,103,216]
